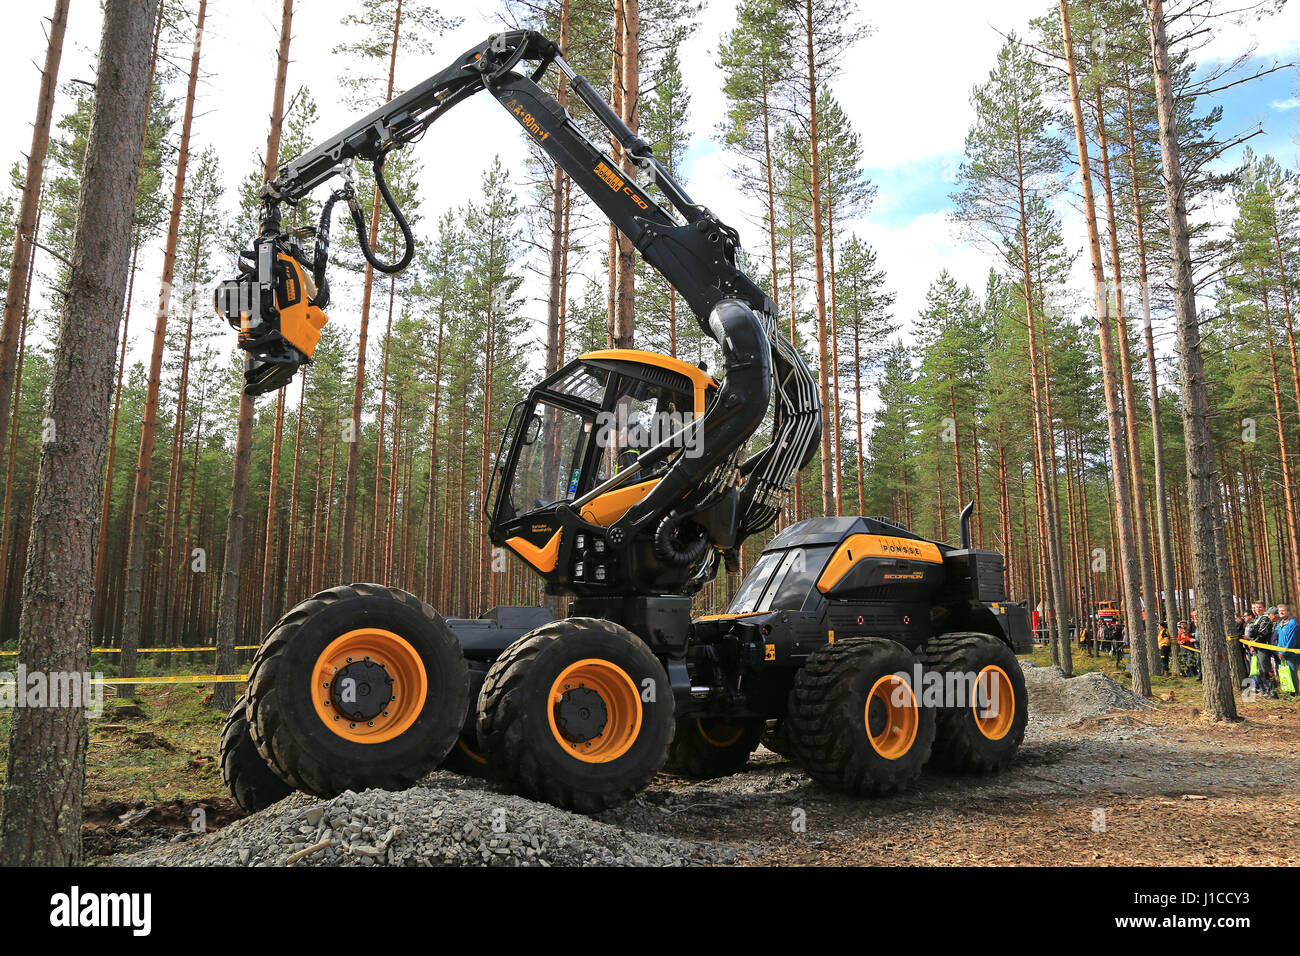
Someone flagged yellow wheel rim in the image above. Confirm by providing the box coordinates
[696,718,745,748]
[973,665,1015,741]
[547,658,643,764]
[311,628,428,744]
[864,675,919,760]
[457,736,487,766]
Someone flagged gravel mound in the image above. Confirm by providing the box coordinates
[104,773,737,867]
[1026,666,1156,729]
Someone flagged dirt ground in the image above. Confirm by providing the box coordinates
[70,676,1300,865]
[613,703,1300,866]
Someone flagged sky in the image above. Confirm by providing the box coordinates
[0,0,1297,385]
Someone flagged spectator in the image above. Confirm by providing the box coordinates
[1245,600,1276,699]
[1158,620,1171,673]
[1110,620,1126,669]
[1277,604,1298,699]
[1176,620,1201,680]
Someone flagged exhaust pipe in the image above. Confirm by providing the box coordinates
[958,500,974,549]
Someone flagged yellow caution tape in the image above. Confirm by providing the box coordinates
[93,674,248,685]
[0,645,260,656]
[1161,638,1297,656]
[1241,638,1300,655]
[0,674,249,690]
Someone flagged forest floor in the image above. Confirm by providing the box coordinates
[0,649,1294,865]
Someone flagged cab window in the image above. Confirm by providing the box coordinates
[507,401,592,517]
[726,546,834,614]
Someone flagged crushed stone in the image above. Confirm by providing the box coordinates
[104,771,738,867]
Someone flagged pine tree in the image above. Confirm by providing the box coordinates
[1144,0,1237,719]
[121,0,208,674]
[951,33,1074,673]
[0,0,158,867]
[0,0,69,463]
[834,236,894,513]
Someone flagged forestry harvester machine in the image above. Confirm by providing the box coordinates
[214,30,1033,815]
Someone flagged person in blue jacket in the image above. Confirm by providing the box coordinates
[1276,604,1298,698]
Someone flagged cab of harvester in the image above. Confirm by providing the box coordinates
[486,349,740,599]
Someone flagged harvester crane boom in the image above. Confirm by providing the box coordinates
[216,29,820,554]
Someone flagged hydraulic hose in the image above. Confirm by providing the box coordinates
[310,190,345,309]
[345,150,416,275]
[653,512,710,568]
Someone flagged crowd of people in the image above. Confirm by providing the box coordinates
[1071,602,1299,698]
[1241,601,1298,700]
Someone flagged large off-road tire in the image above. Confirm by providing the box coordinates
[245,584,469,797]
[220,696,294,814]
[916,632,1028,773]
[440,667,490,777]
[664,716,763,778]
[478,617,674,813]
[787,638,935,796]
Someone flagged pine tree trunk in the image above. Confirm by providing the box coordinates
[0,0,69,450]
[214,0,294,707]
[761,77,779,300]
[0,195,41,637]
[283,374,306,606]
[828,195,843,516]
[92,241,135,639]
[544,0,570,378]
[607,0,624,347]
[614,0,638,347]
[0,0,157,865]
[1094,88,1161,673]
[258,389,286,633]
[371,278,396,580]
[853,305,865,514]
[343,0,402,580]
[158,265,199,643]
[423,307,445,601]
[120,0,208,675]
[182,402,204,643]
[1145,0,1236,719]
[214,394,254,712]
[1123,63,1179,666]
[1061,0,1147,694]
[1014,130,1071,674]
[91,2,165,638]
[803,0,834,516]
[1261,282,1300,598]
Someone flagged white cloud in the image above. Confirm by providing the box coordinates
[838,1,1048,168]
[852,211,995,340]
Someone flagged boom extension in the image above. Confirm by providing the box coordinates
[215,29,819,544]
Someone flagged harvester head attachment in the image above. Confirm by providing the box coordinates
[214,233,328,396]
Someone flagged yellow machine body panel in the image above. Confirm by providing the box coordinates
[505,529,562,573]
[816,534,944,594]
[580,479,661,527]
[275,254,328,358]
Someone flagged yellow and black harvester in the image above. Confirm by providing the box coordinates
[215,30,1033,816]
